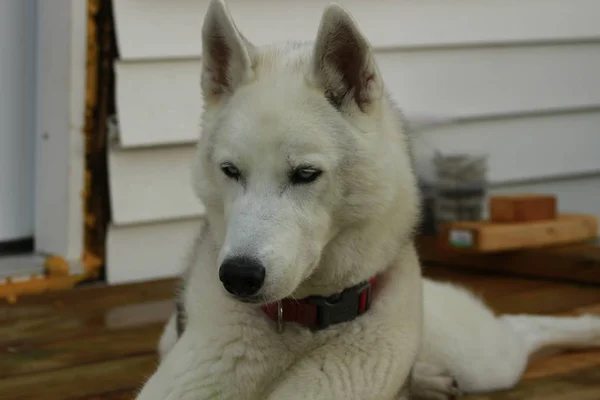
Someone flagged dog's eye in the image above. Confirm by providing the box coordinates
[221,163,241,180]
[290,167,322,185]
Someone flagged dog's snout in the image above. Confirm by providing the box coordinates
[219,256,266,297]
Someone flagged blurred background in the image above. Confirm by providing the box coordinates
[2,0,600,286]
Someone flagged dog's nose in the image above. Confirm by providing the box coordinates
[219,256,266,297]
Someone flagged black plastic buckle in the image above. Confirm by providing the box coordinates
[305,281,372,330]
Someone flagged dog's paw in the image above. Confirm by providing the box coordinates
[409,362,462,400]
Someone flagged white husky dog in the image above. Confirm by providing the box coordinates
[137,1,600,399]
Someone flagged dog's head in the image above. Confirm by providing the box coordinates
[193,0,418,303]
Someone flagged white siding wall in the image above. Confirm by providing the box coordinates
[108,0,600,284]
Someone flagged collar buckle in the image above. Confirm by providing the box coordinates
[305,280,372,330]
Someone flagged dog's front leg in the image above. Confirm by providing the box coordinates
[263,251,425,400]
[264,325,419,400]
[264,349,415,400]
[135,330,221,400]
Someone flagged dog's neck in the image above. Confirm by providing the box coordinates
[261,277,377,331]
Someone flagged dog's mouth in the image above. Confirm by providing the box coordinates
[228,292,295,306]
[228,294,264,304]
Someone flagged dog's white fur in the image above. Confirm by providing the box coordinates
[137,2,423,399]
[138,1,600,399]
[156,278,600,398]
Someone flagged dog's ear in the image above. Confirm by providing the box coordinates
[201,0,255,104]
[311,4,383,114]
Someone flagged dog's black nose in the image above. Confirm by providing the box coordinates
[219,256,266,297]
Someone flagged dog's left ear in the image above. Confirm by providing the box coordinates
[311,4,383,114]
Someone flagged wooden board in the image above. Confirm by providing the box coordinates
[489,194,557,223]
[1,271,599,400]
[0,322,164,378]
[0,354,156,400]
[441,214,598,253]
[417,236,600,285]
[464,366,600,400]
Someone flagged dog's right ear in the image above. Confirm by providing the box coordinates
[201,0,254,105]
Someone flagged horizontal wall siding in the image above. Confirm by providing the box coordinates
[412,110,600,183]
[114,60,201,147]
[106,218,199,284]
[386,43,600,118]
[115,43,600,147]
[106,174,600,284]
[489,174,600,218]
[113,0,600,59]
[108,145,203,225]
[109,109,600,225]
[108,0,600,284]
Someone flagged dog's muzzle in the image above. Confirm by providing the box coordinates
[219,256,266,297]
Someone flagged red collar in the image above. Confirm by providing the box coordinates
[261,278,376,332]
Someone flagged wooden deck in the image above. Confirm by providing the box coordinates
[1,266,599,399]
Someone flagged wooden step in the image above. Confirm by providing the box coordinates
[489,194,557,223]
[417,236,600,285]
[441,214,598,253]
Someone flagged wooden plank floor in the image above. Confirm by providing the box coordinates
[1,266,599,399]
